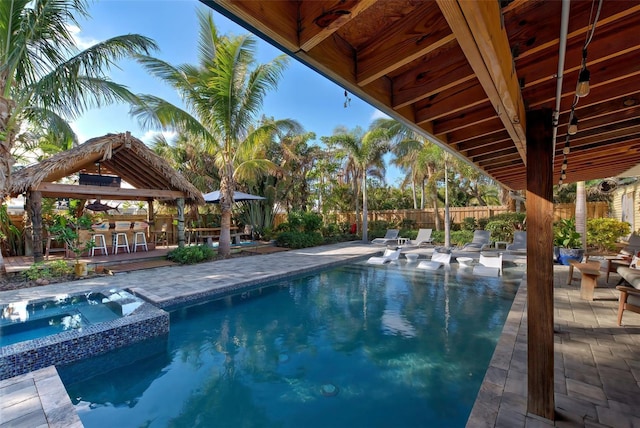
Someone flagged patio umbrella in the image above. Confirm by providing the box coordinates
[203,190,266,203]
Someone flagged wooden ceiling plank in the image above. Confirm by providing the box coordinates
[437,0,527,162]
[434,102,496,135]
[516,15,640,90]
[356,5,454,86]
[298,0,378,52]
[448,120,507,146]
[526,57,640,111]
[415,81,487,124]
[505,2,640,62]
[210,1,299,51]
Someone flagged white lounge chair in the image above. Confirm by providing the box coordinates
[371,229,400,246]
[506,231,527,254]
[461,230,491,252]
[417,250,451,270]
[367,248,401,265]
[403,228,433,247]
[472,253,503,276]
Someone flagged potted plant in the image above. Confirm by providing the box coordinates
[554,218,585,265]
[48,214,95,276]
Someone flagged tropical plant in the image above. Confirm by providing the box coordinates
[554,218,583,249]
[587,218,631,252]
[132,10,301,257]
[328,125,389,242]
[47,214,94,262]
[0,0,157,275]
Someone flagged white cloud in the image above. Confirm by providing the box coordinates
[67,24,99,51]
[140,130,177,144]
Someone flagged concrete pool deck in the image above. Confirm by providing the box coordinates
[1,242,639,427]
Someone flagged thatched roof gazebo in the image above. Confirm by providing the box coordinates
[8,132,204,261]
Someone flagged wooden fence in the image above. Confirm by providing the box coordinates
[274,202,610,229]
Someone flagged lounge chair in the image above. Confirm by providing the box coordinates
[620,233,640,256]
[461,230,491,252]
[371,229,400,246]
[472,253,503,276]
[506,231,527,254]
[417,250,451,270]
[367,248,401,264]
[402,228,433,247]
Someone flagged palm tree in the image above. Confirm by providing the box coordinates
[0,0,157,274]
[330,126,389,242]
[132,10,300,256]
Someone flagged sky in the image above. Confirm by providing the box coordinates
[70,0,403,183]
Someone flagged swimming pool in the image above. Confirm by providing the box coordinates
[60,262,522,427]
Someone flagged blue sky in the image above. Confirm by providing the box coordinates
[71,0,403,183]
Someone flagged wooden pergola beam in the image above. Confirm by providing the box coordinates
[437,0,527,162]
[33,183,185,201]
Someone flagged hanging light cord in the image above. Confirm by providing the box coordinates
[559,0,603,185]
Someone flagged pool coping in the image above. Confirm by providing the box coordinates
[0,365,82,427]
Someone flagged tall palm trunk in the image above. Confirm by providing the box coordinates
[411,176,417,209]
[362,172,368,242]
[219,161,234,257]
[0,95,15,276]
[354,179,360,235]
[576,181,587,250]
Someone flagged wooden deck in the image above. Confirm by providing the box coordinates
[3,241,284,275]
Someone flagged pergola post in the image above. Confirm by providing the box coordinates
[526,108,555,420]
[27,190,44,263]
[177,197,185,247]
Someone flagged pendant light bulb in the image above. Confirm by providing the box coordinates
[576,68,590,97]
[568,116,578,135]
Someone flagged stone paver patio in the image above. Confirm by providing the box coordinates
[1,242,639,427]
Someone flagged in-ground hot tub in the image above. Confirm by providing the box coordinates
[0,289,169,380]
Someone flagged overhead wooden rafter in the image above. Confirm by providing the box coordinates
[436,0,526,163]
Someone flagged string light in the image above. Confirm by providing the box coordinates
[558,0,602,186]
[568,116,579,135]
[576,65,590,97]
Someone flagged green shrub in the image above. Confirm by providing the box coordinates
[587,218,631,251]
[23,260,73,281]
[477,218,489,230]
[485,219,515,243]
[461,217,477,231]
[301,212,323,233]
[488,212,526,229]
[167,245,216,264]
[275,231,323,249]
[451,230,475,246]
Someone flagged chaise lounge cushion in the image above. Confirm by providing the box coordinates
[617,266,640,289]
[616,265,640,324]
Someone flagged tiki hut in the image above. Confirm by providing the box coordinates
[8,132,204,261]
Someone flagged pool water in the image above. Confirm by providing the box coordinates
[1,293,125,347]
[60,263,521,427]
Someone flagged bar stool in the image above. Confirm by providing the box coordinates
[113,221,131,254]
[132,221,149,252]
[91,233,109,256]
[90,221,110,256]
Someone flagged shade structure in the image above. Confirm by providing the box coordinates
[203,190,266,204]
